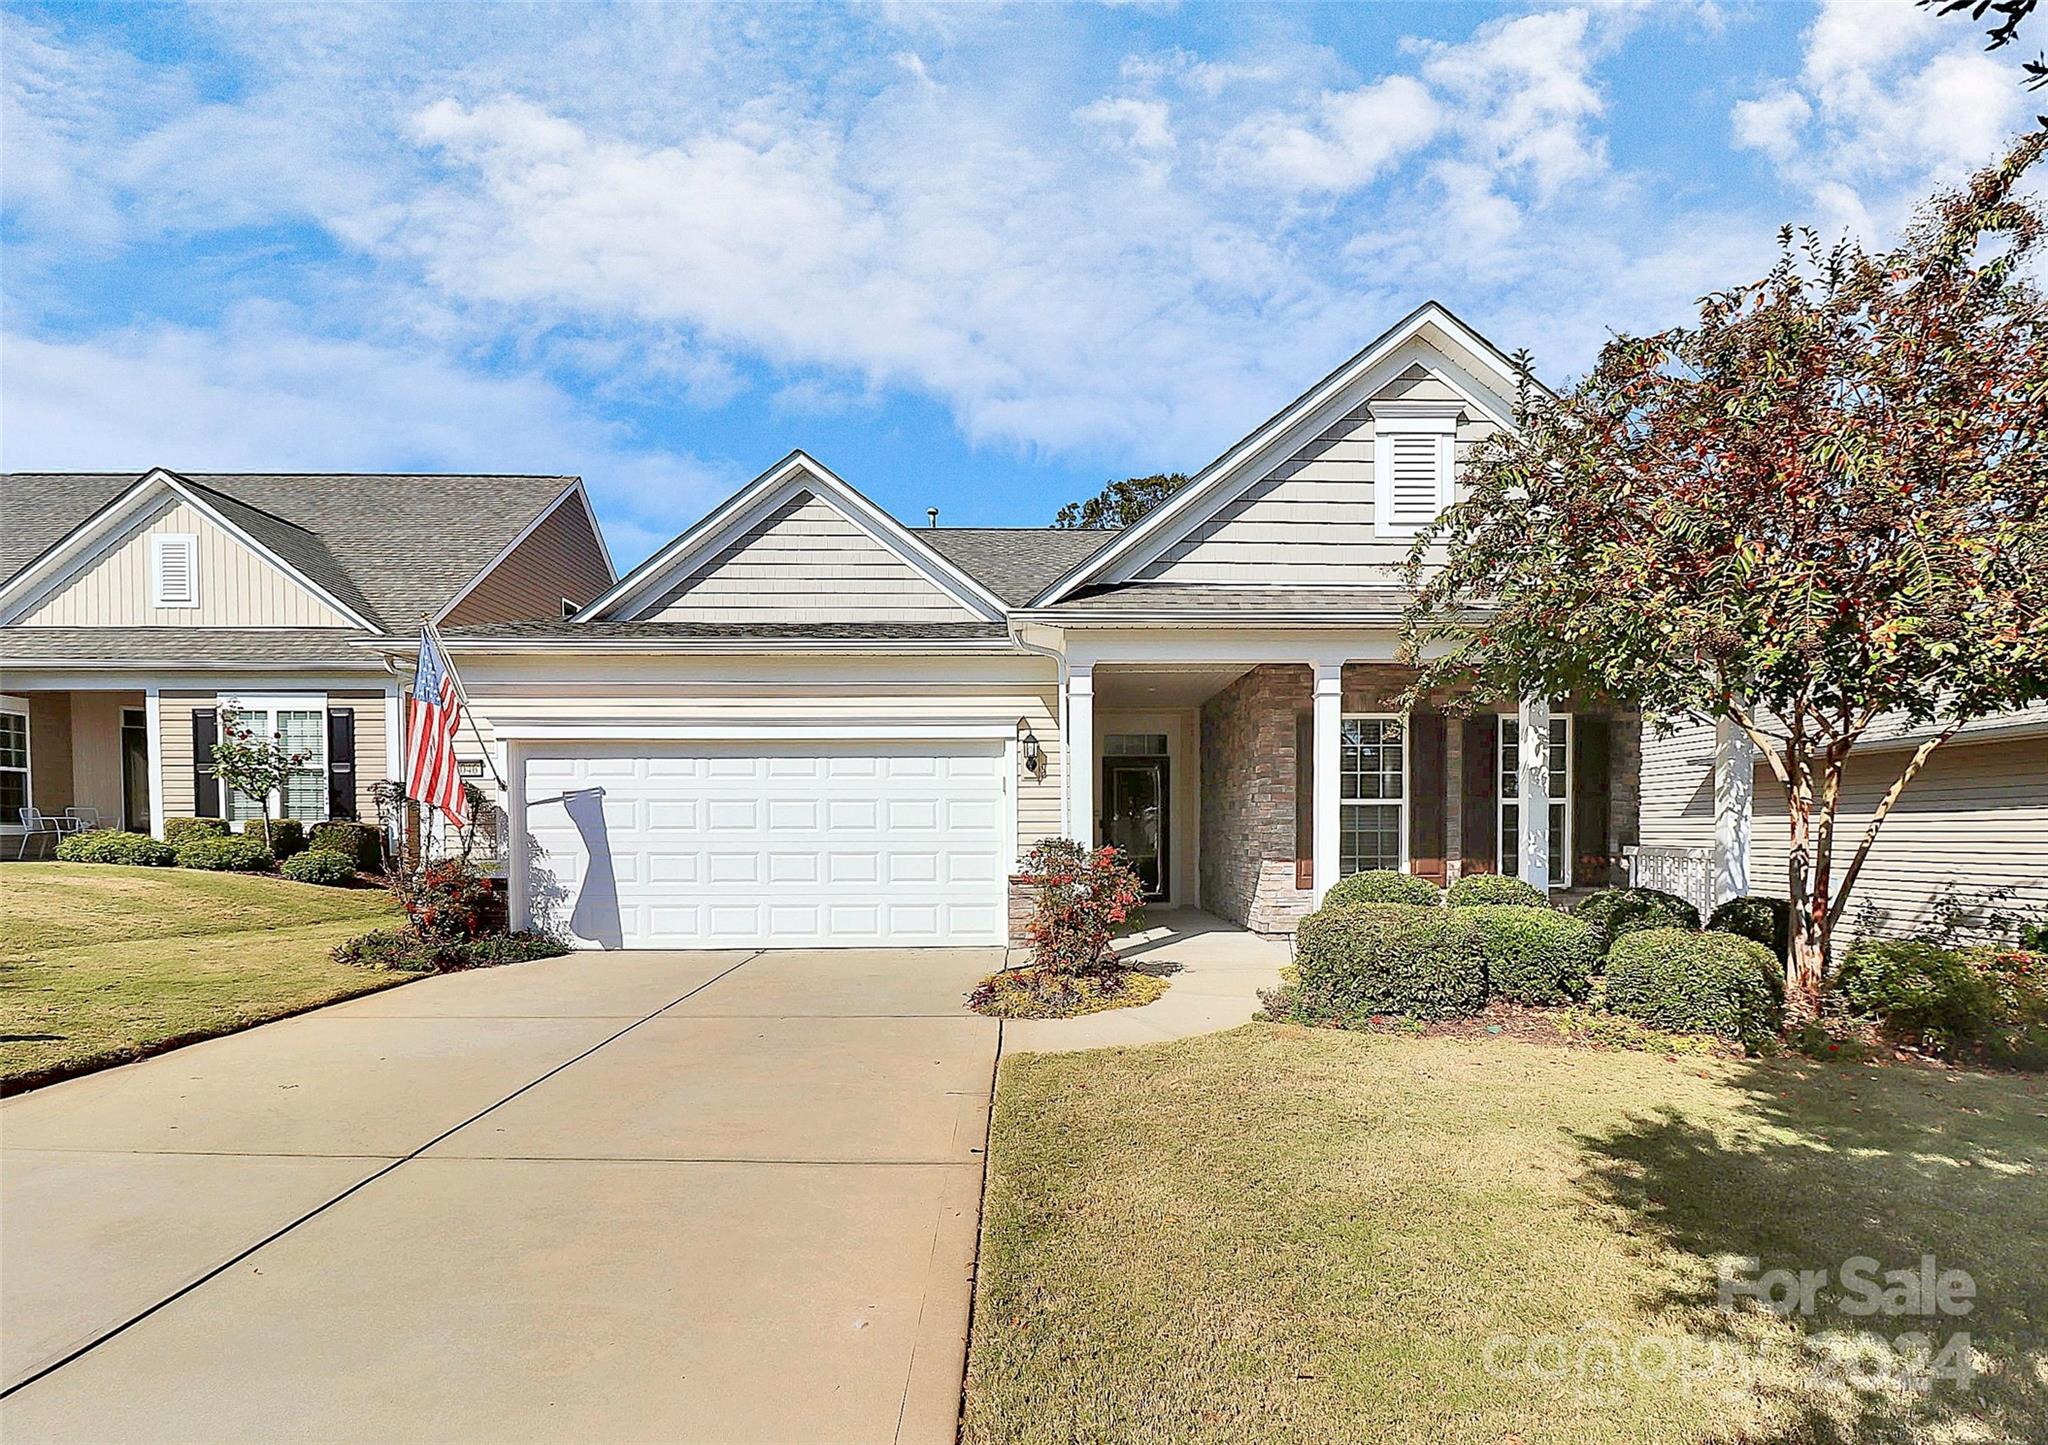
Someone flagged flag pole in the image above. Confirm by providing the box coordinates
[422,616,506,792]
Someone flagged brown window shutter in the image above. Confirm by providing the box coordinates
[1294,713,1315,889]
[1407,711,1446,884]
[1574,714,1613,887]
[1461,713,1498,874]
[192,708,220,818]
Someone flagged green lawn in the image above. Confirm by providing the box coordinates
[1,863,406,1090]
[964,1025,2048,1445]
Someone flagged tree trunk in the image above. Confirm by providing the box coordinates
[1782,784,1825,1025]
[258,810,274,851]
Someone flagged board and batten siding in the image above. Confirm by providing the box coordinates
[442,496,614,627]
[1640,715,2048,942]
[1133,359,1498,586]
[16,497,357,629]
[647,492,980,624]
[158,689,389,824]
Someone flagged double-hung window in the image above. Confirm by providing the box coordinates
[1338,716,1406,875]
[0,695,30,819]
[1499,714,1572,886]
[221,696,328,825]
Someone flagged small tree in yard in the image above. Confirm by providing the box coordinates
[208,703,309,851]
[1019,838,1146,973]
[1402,134,2048,1024]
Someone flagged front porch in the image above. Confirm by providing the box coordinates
[1068,661,1641,934]
[0,689,152,847]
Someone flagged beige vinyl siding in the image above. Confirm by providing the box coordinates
[1638,714,1719,853]
[647,492,979,624]
[16,498,358,628]
[1134,361,1497,586]
[159,692,204,820]
[442,496,614,627]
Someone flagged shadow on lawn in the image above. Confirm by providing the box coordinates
[1573,1058,2048,1444]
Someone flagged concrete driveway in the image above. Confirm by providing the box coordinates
[1,947,1001,1444]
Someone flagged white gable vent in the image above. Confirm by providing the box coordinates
[1370,401,1461,538]
[151,534,199,608]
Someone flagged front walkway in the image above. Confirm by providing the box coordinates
[1,948,1000,1444]
[1002,908,1290,1054]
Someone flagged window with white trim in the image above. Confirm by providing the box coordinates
[1339,716,1406,875]
[150,534,199,608]
[0,695,29,819]
[220,696,328,824]
[1370,401,1461,538]
[1499,714,1572,886]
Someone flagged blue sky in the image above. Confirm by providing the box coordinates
[2,1,2033,566]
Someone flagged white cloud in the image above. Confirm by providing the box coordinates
[1075,95,1176,154]
[1223,76,1440,193]
[1415,7,1610,200]
[1731,90,1811,163]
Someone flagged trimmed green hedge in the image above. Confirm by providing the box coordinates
[1465,905,1598,1005]
[280,849,358,886]
[173,834,275,872]
[1445,874,1547,909]
[1290,904,1487,1022]
[1572,887,1704,952]
[1323,870,1443,908]
[333,928,569,973]
[1708,895,1792,960]
[1832,938,2046,1065]
[309,821,383,873]
[264,819,308,859]
[54,829,176,866]
[162,817,230,843]
[1603,928,1783,1042]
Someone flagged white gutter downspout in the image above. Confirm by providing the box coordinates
[1008,621,1070,841]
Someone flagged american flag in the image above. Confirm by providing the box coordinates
[406,625,468,826]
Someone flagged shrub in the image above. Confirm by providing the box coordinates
[1604,928,1783,1043]
[968,966,1168,1019]
[55,829,176,866]
[309,821,383,873]
[173,834,275,872]
[1016,837,1145,974]
[280,849,357,886]
[1709,895,1792,959]
[1466,905,1598,1005]
[266,819,308,859]
[1289,904,1488,1023]
[1323,869,1442,908]
[1832,939,2045,1064]
[1572,887,1704,952]
[392,858,495,941]
[1445,874,1547,909]
[2020,920,2048,952]
[162,817,230,843]
[332,927,567,973]
[463,932,573,967]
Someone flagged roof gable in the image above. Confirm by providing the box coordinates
[1028,302,1526,605]
[585,453,1009,624]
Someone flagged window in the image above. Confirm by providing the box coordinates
[1370,401,1460,537]
[220,696,328,824]
[150,534,199,608]
[1339,716,1406,875]
[0,697,29,819]
[1104,733,1169,756]
[1499,714,1572,886]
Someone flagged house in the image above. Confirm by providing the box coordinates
[1637,707,2048,942]
[0,469,614,848]
[405,302,1644,949]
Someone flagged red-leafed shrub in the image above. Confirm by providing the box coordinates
[1017,837,1146,975]
[394,858,494,942]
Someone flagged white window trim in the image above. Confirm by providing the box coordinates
[217,693,329,826]
[0,692,31,831]
[150,533,200,609]
[1498,712,1573,888]
[1338,712,1409,876]
[1370,400,1461,540]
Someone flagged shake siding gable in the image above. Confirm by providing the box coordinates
[646,492,981,624]
[443,497,614,627]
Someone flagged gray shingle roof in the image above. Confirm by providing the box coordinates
[922,527,1117,605]
[2,471,582,631]
[440,619,1008,644]
[0,627,389,667]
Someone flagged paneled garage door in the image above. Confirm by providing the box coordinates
[520,740,1010,948]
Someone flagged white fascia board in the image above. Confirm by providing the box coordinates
[348,634,1016,658]
[579,451,1008,623]
[430,481,615,625]
[491,720,1018,742]
[1027,303,1529,607]
[1,668,384,692]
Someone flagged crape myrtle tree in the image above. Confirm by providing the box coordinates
[1052,473,1190,529]
[1400,134,2048,1023]
[209,702,310,852]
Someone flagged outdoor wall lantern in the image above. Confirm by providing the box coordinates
[1020,725,1044,777]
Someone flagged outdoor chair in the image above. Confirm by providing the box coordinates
[15,808,74,859]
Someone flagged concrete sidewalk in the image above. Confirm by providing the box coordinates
[1,947,1000,1444]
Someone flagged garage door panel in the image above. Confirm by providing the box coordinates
[522,740,1009,949]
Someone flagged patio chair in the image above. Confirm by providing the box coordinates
[15,808,67,859]
[63,806,102,830]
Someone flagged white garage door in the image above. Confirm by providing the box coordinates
[520,740,1010,949]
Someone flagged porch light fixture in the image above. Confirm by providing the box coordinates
[1020,725,1044,777]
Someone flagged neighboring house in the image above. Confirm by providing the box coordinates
[1637,707,2048,942]
[0,469,613,848]
[407,302,1644,950]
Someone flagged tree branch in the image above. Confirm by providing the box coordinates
[1827,721,1966,928]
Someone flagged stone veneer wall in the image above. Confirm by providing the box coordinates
[1198,664,1313,933]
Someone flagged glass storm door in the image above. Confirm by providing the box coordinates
[1102,757,1168,900]
[121,708,150,833]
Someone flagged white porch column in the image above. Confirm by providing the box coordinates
[1517,694,1551,893]
[1066,667,1095,844]
[1311,661,1343,903]
[144,685,166,841]
[1713,716,1754,905]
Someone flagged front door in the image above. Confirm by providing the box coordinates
[1102,756,1169,900]
[121,708,150,833]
